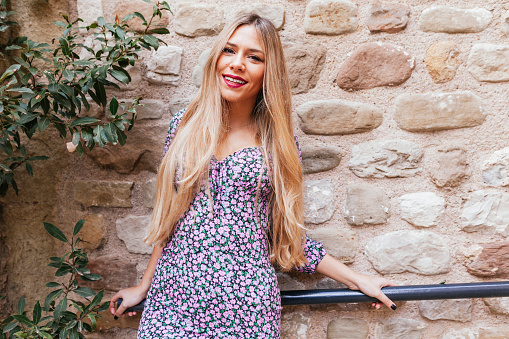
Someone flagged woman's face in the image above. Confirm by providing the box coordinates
[216,24,265,107]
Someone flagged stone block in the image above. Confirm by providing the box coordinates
[301,145,342,174]
[503,11,509,38]
[440,328,479,339]
[304,0,357,35]
[118,99,165,120]
[366,1,410,33]
[236,4,285,30]
[467,242,509,278]
[327,318,368,339]
[87,122,168,174]
[398,192,445,227]
[348,140,423,178]
[315,277,347,290]
[174,3,224,37]
[115,0,169,33]
[192,49,211,87]
[429,144,469,187]
[297,100,383,135]
[467,44,509,83]
[116,215,153,254]
[394,91,485,132]
[461,190,509,236]
[277,273,305,291]
[479,327,509,339]
[111,65,142,91]
[74,181,133,207]
[77,0,103,27]
[418,6,492,33]
[365,230,451,275]
[307,226,358,264]
[344,184,390,226]
[143,177,157,208]
[425,41,461,84]
[81,214,105,250]
[283,40,326,94]
[304,179,335,224]
[78,97,104,119]
[169,98,193,115]
[374,318,425,339]
[482,147,509,186]
[145,46,182,76]
[144,71,179,85]
[418,299,472,322]
[483,297,509,315]
[82,256,138,291]
[281,313,310,339]
[336,42,414,90]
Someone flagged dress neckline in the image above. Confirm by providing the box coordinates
[212,146,262,163]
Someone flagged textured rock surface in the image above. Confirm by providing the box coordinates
[281,313,310,339]
[374,318,426,339]
[483,148,509,186]
[418,299,472,322]
[297,100,383,135]
[366,1,410,33]
[78,97,103,119]
[81,214,105,250]
[283,40,326,94]
[304,0,357,35]
[116,215,153,254]
[307,226,358,263]
[419,6,492,33]
[303,179,335,224]
[236,4,285,30]
[467,44,509,82]
[348,140,423,178]
[300,145,342,174]
[84,256,138,291]
[467,242,509,278]
[461,190,509,236]
[344,184,390,226]
[399,192,445,227]
[429,144,469,187]
[479,327,509,339]
[440,328,479,339]
[143,177,157,208]
[77,0,103,26]
[394,91,485,132]
[365,230,451,275]
[74,181,133,207]
[327,318,368,339]
[277,273,305,291]
[483,297,509,315]
[192,49,211,87]
[144,46,182,85]
[174,3,224,37]
[425,41,461,83]
[119,98,165,120]
[503,11,509,38]
[87,123,167,174]
[336,42,414,90]
[115,0,169,33]
[169,98,193,115]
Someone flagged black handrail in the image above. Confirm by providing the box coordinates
[116,281,509,312]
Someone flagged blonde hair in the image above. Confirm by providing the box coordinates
[145,14,307,271]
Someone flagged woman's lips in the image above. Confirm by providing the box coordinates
[223,75,247,88]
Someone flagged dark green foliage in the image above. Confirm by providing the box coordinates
[0,1,171,196]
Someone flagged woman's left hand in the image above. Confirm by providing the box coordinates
[348,273,398,310]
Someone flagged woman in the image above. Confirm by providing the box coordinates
[110,14,396,338]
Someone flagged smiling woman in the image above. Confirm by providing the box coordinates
[109,13,396,339]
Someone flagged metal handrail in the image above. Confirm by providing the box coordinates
[116,281,509,312]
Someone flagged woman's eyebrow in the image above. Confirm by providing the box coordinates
[225,42,264,54]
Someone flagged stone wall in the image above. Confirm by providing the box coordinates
[2,0,509,338]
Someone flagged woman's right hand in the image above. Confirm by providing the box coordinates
[109,285,147,318]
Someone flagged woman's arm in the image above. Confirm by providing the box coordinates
[315,254,397,310]
[109,245,163,317]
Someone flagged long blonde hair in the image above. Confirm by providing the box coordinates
[145,14,307,271]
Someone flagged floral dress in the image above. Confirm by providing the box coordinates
[137,109,327,338]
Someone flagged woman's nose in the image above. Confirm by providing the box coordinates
[229,55,245,71]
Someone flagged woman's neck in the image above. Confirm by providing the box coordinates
[227,99,256,128]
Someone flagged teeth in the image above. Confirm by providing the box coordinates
[224,76,247,84]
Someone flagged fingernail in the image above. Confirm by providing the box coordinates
[391,304,397,311]
[114,315,118,320]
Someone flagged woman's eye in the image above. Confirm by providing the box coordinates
[222,48,234,54]
[250,55,263,62]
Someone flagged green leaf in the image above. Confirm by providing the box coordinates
[80,273,101,281]
[73,219,85,237]
[44,289,63,311]
[45,282,61,288]
[148,28,170,34]
[59,37,70,56]
[103,123,117,143]
[33,301,41,324]
[69,117,100,127]
[0,64,21,83]
[93,81,106,107]
[17,295,25,314]
[54,296,67,319]
[142,34,159,50]
[38,116,50,132]
[12,315,32,327]
[132,12,147,24]
[115,26,125,40]
[108,68,129,84]
[6,87,34,94]
[109,97,119,115]
[55,264,73,276]
[2,321,18,333]
[43,222,68,243]
[25,162,33,176]
[116,129,127,146]
[73,287,95,298]
[97,17,105,27]
[40,331,53,339]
